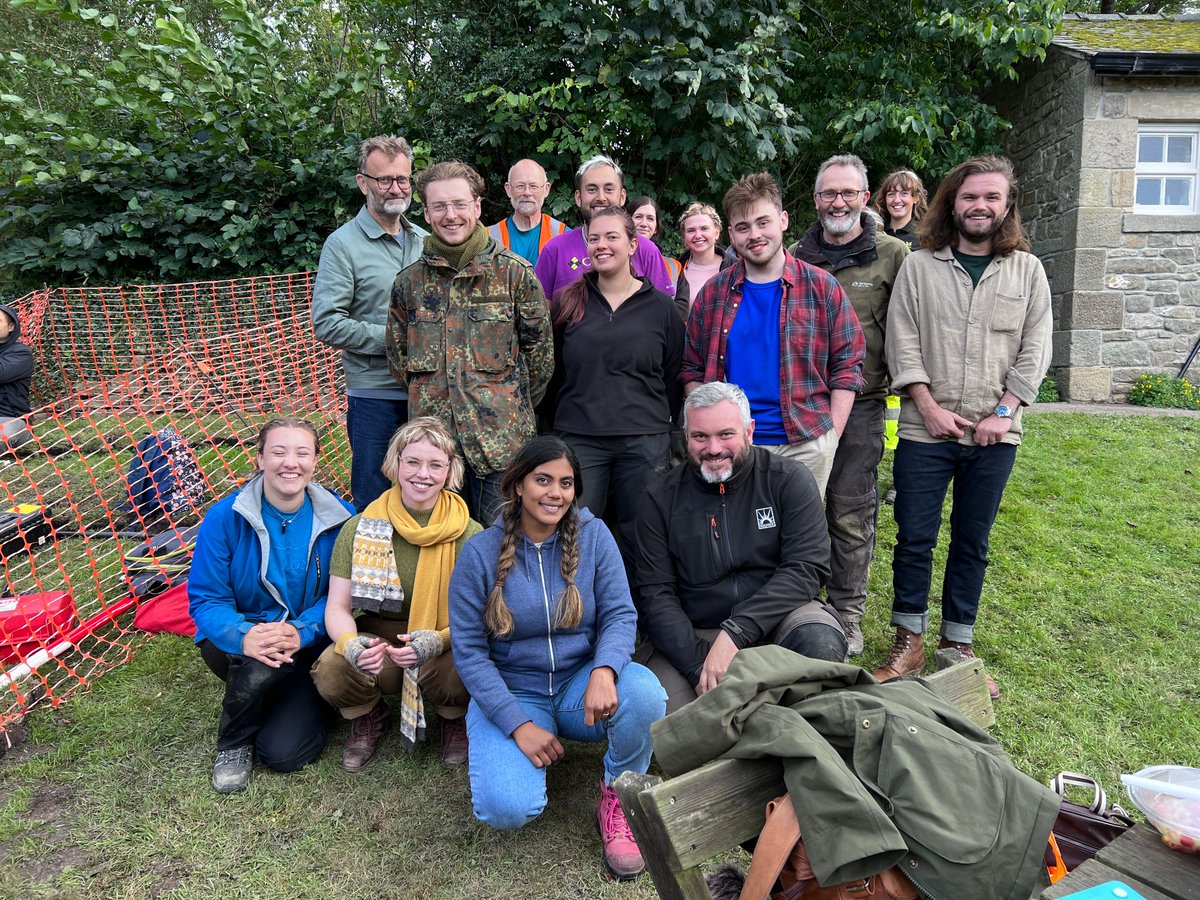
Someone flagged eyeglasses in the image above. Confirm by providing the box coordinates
[427,200,475,215]
[509,182,545,193]
[400,457,449,475]
[816,189,864,203]
[360,174,411,189]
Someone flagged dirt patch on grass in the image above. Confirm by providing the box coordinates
[8,783,90,886]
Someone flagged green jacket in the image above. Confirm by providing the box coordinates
[652,647,1059,900]
[790,215,909,401]
[386,238,553,475]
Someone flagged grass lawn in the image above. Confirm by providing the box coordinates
[2,412,1198,899]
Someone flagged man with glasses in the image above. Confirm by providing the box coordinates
[788,154,909,657]
[313,135,429,511]
[683,172,864,498]
[534,154,674,301]
[486,159,568,266]
[387,161,552,522]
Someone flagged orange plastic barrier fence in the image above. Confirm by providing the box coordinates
[0,273,352,734]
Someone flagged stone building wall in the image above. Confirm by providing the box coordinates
[998,44,1200,401]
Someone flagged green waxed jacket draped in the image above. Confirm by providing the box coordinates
[652,647,1059,900]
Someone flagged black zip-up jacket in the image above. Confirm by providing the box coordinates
[0,304,33,419]
[635,446,830,684]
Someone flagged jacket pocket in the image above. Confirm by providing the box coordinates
[468,303,516,374]
[989,293,1026,334]
[407,303,445,373]
[874,714,1005,863]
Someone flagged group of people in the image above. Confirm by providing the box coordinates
[189,136,1052,882]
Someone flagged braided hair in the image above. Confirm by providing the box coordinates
[484,436,584,637]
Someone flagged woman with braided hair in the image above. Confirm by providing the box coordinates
[310,417,482,770]
[449,436,666,881]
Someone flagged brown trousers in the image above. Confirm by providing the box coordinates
[310,614,468,720]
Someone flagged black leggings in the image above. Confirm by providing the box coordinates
[199,639,329,772]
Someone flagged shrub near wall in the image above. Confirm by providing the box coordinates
[0,0,395,294]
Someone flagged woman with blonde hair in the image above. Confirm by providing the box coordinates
[311,416,482,770]
[675,201,734,311]
[874,168,929,250]
[449,436,666,881]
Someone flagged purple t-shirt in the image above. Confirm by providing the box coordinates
[535,227,675,301]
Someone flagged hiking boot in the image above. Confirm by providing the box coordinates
[844,618,864,658]
[439,715,469,768]
[211,745,253,794]
[597,780,644,880]
[342,699,390,773]
[872,627,926,681]
[937,638,1001,700]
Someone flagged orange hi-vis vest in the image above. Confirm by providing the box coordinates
[488,214,568,256]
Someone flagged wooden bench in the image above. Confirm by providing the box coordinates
[614,655,997,900]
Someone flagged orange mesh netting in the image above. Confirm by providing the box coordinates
[0,273,351,733]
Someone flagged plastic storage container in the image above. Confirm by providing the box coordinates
[1121,765,1200,855]
[0,590,79,665]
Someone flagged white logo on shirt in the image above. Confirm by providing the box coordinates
[756,507,776,529]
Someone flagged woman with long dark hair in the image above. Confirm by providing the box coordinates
[449,436,666,880]
[189,417,354,793]
[548,205,684,589]
[628,194,681,285]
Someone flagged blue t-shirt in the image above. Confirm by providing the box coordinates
[726,278,787,444]
[506,216,542,265]
[261,494,314,614]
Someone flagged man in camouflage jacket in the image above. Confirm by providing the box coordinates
[387,160,553,522]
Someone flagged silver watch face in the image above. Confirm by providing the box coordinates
[995,404,1013,419]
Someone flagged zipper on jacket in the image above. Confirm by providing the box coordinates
[535,544,557,696]
[718,483,741,607]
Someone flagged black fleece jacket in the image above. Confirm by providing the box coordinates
[635,446,830,684]
[0,304,33,418]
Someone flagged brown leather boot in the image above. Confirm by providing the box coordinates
[342,699,390,773]
[937,638,1000,700]
[872,627,926,681]
[439,715,469,768]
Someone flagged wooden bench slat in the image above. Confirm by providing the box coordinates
[1095,824,1200,900]
[1039,857,1176,900]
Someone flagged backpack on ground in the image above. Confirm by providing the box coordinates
[124,427,206,521]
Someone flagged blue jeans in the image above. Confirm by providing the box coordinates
[462,463,504,525]
[346,395,408,513]
[466,662,666,830]
[891,438,1017,644]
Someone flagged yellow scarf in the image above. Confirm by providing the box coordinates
[351,487,470,643]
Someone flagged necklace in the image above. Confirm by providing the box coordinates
[264,499,305,534]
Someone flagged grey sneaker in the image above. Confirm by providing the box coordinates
[211,745,254,794]
[845,619,865,658]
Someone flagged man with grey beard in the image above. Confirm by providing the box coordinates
[313,135,428,511]
[486,158,568,265]
[634,381,846,713]
[788,154,909,657]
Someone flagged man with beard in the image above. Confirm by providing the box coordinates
[788,155,909,658]
[485,158,568,266]
[386,161,553,523]
[874,155,1051,700]
[534,154,674,301]
[313,135,429,511]
[683,173,864,496]
[634,382,846,713]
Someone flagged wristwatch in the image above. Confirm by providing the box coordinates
[994,403,1014,419]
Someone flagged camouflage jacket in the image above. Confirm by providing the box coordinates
[387,239,553,475]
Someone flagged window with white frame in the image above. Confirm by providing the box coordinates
[1135,126,1199,214]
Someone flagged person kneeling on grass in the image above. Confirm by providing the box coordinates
[189,418,354,794]
[310,417,482,770]
[449,436,667,881]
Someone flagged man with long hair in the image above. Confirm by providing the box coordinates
[874,156,1052,700]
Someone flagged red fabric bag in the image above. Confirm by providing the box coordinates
[132,582,195,637]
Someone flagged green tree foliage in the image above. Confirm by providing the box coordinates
[0,0,395,292]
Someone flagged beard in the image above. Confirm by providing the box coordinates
[954,209,1004,241]
[689,439,752,484]
[513,197,540,217]
[820,209,860,237]
[367,191,410,216]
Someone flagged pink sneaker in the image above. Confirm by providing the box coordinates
[596,780,645,880]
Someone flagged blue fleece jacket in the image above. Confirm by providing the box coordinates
[449,508,637,737]
[188,475,354,655]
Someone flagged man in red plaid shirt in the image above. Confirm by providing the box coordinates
[682,172,865,494]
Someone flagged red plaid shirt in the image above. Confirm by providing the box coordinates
[682,252,865,444]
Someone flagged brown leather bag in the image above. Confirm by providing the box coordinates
[738,794,919,900]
